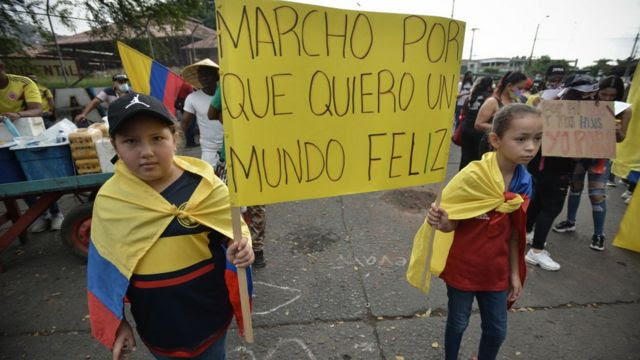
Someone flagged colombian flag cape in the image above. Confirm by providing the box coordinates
[117,41,191,116]
[87,156,252,349]
[407,152,530,301]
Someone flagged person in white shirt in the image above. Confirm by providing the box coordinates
[181,59,223,166]
[74,74,130,126]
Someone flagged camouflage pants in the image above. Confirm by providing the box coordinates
[215,161,266,252]
[242,205,265,252]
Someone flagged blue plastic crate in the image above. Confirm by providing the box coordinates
[11,142,75,180]
[0,142,26,183]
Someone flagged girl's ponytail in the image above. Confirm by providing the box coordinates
[495,71,527,97]
[495,71,513,97]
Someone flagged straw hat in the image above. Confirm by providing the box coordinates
[181,58,219,89]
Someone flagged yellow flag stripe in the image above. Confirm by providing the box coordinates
[116,41,152,95]
[612,69,640,178]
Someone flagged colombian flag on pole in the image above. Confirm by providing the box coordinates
[116,41,190,116]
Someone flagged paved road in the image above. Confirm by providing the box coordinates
[1,146,639,359]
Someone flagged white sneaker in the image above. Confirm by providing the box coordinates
[29,215,49,233]
[526,231,534,245]
[625,196,632,205]
[525,249,561,271]
[621,190,632,200]
[50,213,64,231]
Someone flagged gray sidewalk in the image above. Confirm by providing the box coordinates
[1,146,639,359]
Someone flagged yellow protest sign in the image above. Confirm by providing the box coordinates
[540,100,616,159]
[216,0,465,206]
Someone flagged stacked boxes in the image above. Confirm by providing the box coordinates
[89,123,109,138]
[69,128,103,175]
[89,123,116,173]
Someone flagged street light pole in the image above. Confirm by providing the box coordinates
[191,23,200,63]
[469,28,478,62]
[146,29,156,59]
[469,28,479,73]
[623,30,639,80]
[46,0,68,86]
[528,23,540,65]
[528,15,549,65]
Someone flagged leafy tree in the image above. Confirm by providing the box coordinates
[83,0,205,40]
[198,0,216,30]
[481,67,501,74]
[616,58,635,68]
[525,55,571,77]
[0,0,212,56]
[584,58,613,77]
[0,0,71,55]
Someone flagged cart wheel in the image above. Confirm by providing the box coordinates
[60,201,93,259]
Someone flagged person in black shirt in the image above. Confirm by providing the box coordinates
[459,76,494,170]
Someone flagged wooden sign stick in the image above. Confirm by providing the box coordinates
[231,206,254,343]
[420,183,444,292]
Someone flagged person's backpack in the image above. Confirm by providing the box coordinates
[451,97,469,146]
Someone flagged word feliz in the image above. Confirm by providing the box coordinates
[228,129,448,192]
[216,5,463,62]
[221,71,457,120]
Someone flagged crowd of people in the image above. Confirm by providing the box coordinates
[453,65,633,273]
[3,55,637,360]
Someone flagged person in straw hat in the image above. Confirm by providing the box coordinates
[182,59,268,268]
[181,59,223,166]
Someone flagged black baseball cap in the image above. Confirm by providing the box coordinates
[112,74,129,82]
[107,93,173,136]
[545,64,566,77]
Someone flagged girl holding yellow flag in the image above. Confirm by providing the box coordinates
[408,104,543,360]
[87,94,253,360]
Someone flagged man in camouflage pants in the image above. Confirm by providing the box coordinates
[207,83,267,268]
[243,206,266,268]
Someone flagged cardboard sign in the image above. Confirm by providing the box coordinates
[216,0,465,206]
[540,100,616,159]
